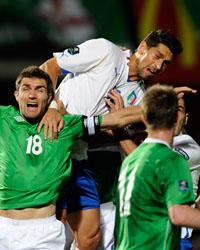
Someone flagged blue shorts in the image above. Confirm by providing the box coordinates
[180,238,192,250]
[57,159,100,213]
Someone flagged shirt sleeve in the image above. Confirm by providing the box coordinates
[162,153,195,208]
[53,38,110,74]
[60,115,83,140]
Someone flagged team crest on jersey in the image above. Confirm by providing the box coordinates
[179,180,189,191]
[174,147,189,160]
[67,46,80,55]
[14,115,25,122]
[127,91,137,105]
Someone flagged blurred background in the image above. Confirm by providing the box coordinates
[0,0,200,143]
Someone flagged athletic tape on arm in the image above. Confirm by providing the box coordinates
[83,116,101,136]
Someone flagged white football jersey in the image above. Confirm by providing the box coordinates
[54,38,145,159]
[173,134,200,195]
[55,38,145,116]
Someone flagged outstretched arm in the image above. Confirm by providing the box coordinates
[40,57,61,90]
[83,105,141,139]
[174,86,197,99]
[101,105,142,130]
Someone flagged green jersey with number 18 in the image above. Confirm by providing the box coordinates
[0,105,83,209]
[116,139,195,250]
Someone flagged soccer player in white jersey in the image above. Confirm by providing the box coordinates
[39,30,197,250]
[173,97,200,250]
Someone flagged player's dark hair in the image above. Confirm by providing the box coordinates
[15,66,55,99]
[142,84,178,129]
[144,29,183,57]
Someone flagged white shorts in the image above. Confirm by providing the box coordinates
[0,215,66,250]
[98,202,116,250]
[65,222,74,250]
[68,202,116,250]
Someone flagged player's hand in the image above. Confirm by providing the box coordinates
[174,86,197,99]
[105,89,124,113]
[38,108,64,142]
[57,100,67,115]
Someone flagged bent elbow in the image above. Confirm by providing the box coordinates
[169,205,187,226]
[170,212,184,226]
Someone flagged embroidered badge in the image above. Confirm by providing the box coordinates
[127,91,137,105]
[67,46,80,55]
[179,180,189,191]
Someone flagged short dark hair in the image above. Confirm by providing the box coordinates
[15,66,54,99]
[144,29,183,57]
[142,84,178,129]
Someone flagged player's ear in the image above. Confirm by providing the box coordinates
[137,41,148,55]
[14,91,19,103]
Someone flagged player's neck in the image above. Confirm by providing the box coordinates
[128,54,140,81]
[21,114,42,125]
[147,128,174,147]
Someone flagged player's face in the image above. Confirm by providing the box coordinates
[174,98,188,136]
[14,77,51,122]
[134,42,173,80]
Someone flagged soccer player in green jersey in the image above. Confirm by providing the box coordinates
[0,65,141,250]
[116,84,200,250]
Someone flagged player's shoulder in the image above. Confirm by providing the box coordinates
[84,37,113,46]
[82,38,117,54]
[62,114,82,126]
[174,134,198,147]
[0,106,23,129]
[147,142,186,165]
[0,105,18,117]
[167,147,188,165]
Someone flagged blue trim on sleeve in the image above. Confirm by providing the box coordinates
[61,68,72,75]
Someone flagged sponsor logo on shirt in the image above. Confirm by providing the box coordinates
[67,46,80,55]
[14,116,25,122]
[174,147,190,160]
[179,180,189,191]
[127,90,137,105]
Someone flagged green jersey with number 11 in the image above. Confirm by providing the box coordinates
[0,105,83,209]
[116,140,195,250]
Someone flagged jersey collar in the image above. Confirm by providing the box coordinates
[144,138,171,148]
